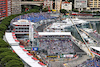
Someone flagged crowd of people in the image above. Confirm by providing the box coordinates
[77,57,100,67]
[11,12,56,24]
[39,38,75,55]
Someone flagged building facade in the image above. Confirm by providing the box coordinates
[11,0,21,14]
[12,19,34,39]
[74,0,87,11]
[0,0,21,18]
[7,0,11,16]
[88,0,100,11]
[55,0,62,12]
[0,0,11,18]
[61,1,72,11]
[43,0,53,10]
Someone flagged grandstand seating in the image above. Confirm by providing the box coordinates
[11,12,56,24]
[39,39,75,55]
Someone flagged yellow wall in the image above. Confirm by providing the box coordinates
[89,0,100,8]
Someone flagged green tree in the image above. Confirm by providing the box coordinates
[0,24,7,32]
[0,51,18,61]
[6,63,24,67]
[0,48,11,53]
[0,33,3,38]
[0,38,10,47]
[6,60,24,67]
[1,56,21,67]
[33,6,40,10]
[60,9,67,14]
[0,31,4,35]
[42,8,48,12]
[40,4,43,9]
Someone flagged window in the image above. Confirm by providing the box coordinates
[94,4,97,5]
[94,6,97,7]
[65,4,67,6]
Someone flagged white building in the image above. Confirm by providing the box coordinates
[12,19,34,39]
[61,1,72,11]
[74,0,87,11]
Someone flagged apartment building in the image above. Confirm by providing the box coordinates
[88,0,100,11]
[0,0,11,18]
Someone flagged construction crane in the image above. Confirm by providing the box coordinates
[68,16,94,58]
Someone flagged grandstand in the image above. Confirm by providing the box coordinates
[39,39,75,55]
[35,32,76,58]
[11,12,56,24]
